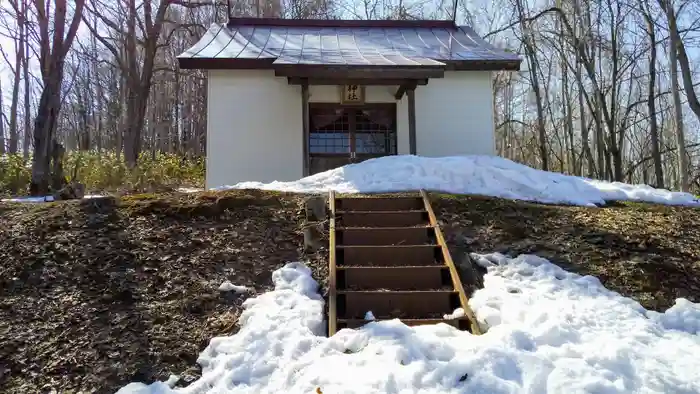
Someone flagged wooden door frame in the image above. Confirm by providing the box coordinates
[308,103,397,162]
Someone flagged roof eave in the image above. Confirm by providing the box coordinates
[177,57,522,72]
[445,59,522,72]
[177,57,276,70]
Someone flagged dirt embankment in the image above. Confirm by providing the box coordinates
[1,191,698,393]
[0,190,326,393]
[436,195,700,310]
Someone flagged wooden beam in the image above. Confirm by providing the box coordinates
[301,79,310,176]
[287,77,429,86]
[328,191,338,336]
[275,66,445,80]
[420,190,482,335]
[394,80,419,100]
[407,87,417,155]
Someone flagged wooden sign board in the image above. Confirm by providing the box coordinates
[340,85,365,104]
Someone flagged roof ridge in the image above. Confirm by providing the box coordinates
[227,18,458,30]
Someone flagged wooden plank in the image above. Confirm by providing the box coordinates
[301,80,310,176]
[394,80,418,100]
[407,88,417,155]
[328,190,338,336]
[338,317,467,329]
[275,66,445,80]
[420,189,482,335]
[288,77,429,86]
[349,109,357,161]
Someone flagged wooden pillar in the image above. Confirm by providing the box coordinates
[301,79,310,176]
[407,87,417,155]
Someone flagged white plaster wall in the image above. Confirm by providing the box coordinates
[307,73,495,157]
[206,70,302,188]
[205,70,495,188]
[411,71,495,157]
[309,85,398,103]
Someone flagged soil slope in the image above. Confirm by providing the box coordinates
[0,190,326,393]
[1,191,698,393]
[436,195,700,310]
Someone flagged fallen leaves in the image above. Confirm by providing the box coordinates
[436,195,700,311]
[0,190,326,393]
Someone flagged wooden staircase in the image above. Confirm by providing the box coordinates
[327,190,481,336]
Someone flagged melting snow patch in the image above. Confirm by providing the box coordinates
[364,311,376,321]
[217,281,250,293]
[117,256,700,394]
[443,308,466,320]
[1,195,55,203]
[177,187,204,193]
[215,155,700,207]
[1,194,106,203]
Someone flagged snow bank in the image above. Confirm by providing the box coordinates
[0,194,105,203]
[0,196,56,203]
[218,155,699,207]
[117,255,700,394]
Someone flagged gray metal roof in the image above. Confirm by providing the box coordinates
[178,22,520,68]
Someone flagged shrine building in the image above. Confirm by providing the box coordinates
[178,17,521,188]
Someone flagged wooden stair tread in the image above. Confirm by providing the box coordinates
[337,317,472,330]
[337,290,458,294]
[335,210,427,214]
[334,197,424,211]
[336,225,433,230]
[338,317,468,323]
[335,210,430,227]
[327,189,482,336]
[336,265,447,269]
[336,226,436,246]
[336,243,442,267]
[338,266,452,291]
[336,244,439,248]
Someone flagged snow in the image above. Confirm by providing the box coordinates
[0,195,56,203]
[443,308,466,320]
[117,256,700,394]
[217,155,700,207]
[0,194,105,203]
[177,187,204,193]
[217,281,250,293]
[4,156,698,207]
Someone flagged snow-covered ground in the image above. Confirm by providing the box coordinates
[4,156,699,206]
[0,194,105,203]
[218,155,700,207]
[118,256,700,394]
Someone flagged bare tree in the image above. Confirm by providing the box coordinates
[0,0,697,195]
[29,0,85,195]
[513,0,548,171]
[640,0,664,187]
[659,0,690,191]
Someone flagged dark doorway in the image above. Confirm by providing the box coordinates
[308,103,397,175]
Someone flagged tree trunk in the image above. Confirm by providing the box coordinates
[22,3,31,160]
[515,0,548,171]
[29,0,85,195]
[0,78,5,155]
[641,0,664,188]
[8,39,21,154]
[30,76,62,195]
[664,1,689,191]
